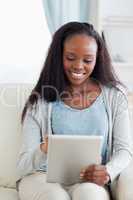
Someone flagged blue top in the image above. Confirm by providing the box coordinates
[51,92,108,164]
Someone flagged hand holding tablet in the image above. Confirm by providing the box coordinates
[80,164,110,186]
[40,136,48,154]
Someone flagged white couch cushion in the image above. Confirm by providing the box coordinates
[0,84,33,188]
[0,187,18,200]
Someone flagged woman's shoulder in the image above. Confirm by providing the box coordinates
[102,83,128,97]
[102,83,128,107]
[27,98,51,118]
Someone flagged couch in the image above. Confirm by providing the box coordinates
[0,84,133,200]
[0,84,33,200]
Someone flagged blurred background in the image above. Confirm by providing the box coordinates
[0,0,133,91]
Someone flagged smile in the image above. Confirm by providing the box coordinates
[70,72,86,79]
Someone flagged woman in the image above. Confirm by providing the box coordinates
[17,22,133,200]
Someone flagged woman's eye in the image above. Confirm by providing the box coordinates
[66,57,92,63]
[84,60,92,63]
[66,57,75,61]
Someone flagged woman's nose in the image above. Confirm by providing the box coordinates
[73,60,84,70]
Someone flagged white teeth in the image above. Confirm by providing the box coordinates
[71,72,85,79]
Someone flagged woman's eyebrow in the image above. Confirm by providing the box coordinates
[64,51,95,58]
[64,51,75,55]
[84,54,95,58]
[65,52,94,56]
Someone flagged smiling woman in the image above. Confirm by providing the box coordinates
[17,22,133,200]
[0,0,51,83]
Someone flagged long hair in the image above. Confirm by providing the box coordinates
[22,22,123,122]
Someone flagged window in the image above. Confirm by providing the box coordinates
[0,0,51,83]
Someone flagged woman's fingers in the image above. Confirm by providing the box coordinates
[40,136,49,154]
[43,135,48,142]
[87,169,108,177]
[80,164,106,176]
[80,164,110,186]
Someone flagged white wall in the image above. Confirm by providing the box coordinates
[101,0,133,17]
[100,0,133,91]
[0,0,51,83]
[101,0,133,62]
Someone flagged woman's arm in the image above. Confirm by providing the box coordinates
[16,107,47,178]
[106,91,133,182]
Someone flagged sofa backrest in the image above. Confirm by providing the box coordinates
[0,84,33,188]
[0,84,133,188]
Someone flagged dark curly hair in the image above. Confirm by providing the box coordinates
[22,21,123,122]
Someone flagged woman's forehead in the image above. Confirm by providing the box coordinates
[63,35,97,54]
[64,34,97,51]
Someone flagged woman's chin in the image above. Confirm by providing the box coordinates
[68,78,89,87]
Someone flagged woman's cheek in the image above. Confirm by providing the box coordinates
[63,61,70,70]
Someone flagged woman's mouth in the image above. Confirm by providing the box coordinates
[70,72,86,80]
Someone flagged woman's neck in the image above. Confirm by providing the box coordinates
[61,78,101,110]
[68,78,98,95]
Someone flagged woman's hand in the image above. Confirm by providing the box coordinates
[80,164,110,186]
[40,136,48,154]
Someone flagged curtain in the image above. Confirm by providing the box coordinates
[42,0,100,34]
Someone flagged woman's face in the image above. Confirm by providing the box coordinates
[63,34,97,88]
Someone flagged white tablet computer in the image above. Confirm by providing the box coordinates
[46,135,103,185]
